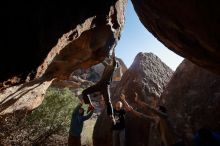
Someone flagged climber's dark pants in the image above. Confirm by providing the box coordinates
[82,82,113,116]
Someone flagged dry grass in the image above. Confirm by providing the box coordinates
[81,117,97,146]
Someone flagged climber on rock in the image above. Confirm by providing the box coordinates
[80,49,119,123]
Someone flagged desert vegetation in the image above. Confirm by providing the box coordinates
[0,87,96,146]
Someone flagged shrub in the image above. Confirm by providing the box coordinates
[26,87,79,144]
[1,87,81,145]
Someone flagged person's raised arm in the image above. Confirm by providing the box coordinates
[120,93,156,122]
[130,109,157,123]
[134,93,167,119]
[120,94,132,112]
[112,51,117,67]
[112,47,116,59]
[82,108,94,121]
[73,102,83,114]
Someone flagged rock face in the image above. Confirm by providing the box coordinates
[131,0,220,74]
[93,52,173,146]
[0,0,126,116]
[160,60,220,146]
[0,79,53,117]
[2,0,126,83]
[52,58,127,89]
[47,57,127,115]
[90,58,128,82]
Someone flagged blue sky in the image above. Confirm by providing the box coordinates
[115,0,183,71]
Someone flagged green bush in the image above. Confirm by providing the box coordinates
[1,87,96,145]
[28,87,78,127]
[26,87,80,143]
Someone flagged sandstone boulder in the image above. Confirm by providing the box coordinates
[1,0,126,83]
[0,0,126,117]
[93,52,173,146]
[72,57,127,82]
[131,0,220,74]
[160,60,220,146]
[0,78,53,117]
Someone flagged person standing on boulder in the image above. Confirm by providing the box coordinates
[81,50,119,122]
[68,101,94,146]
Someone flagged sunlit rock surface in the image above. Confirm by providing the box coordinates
[93,52,173,146]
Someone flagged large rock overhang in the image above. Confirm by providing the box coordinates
[0,0,126,116]
[131,0,220,74]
